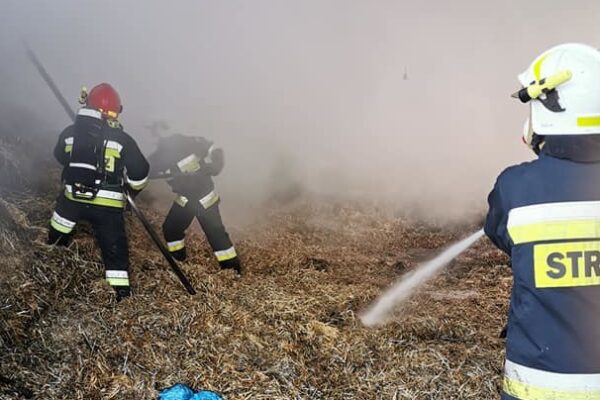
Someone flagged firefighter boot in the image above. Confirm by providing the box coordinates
[220,256,242,275]
[115,286,131,302]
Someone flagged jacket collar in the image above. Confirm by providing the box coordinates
[541,135,600,163]
[77,108,102,120]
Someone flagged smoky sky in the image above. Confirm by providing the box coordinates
[1,0,600,221]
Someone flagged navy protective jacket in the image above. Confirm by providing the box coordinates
[54,108,149,209]
[485,135,600,399]
[147,134,224,200]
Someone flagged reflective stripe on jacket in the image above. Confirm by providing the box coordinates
[54,109,149,208]
[486,136,600,399]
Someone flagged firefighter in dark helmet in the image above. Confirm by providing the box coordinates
[147,134,241,274]
[48,83,149,301]
[485,43,600,399]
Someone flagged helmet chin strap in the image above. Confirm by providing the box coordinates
[524,113,534,147]
[523,113,545,155]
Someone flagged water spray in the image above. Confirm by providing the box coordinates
[360,228,485,327]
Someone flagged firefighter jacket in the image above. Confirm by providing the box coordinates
[485,135,600,399]
[53,108,149,208]
[148,134,224,202]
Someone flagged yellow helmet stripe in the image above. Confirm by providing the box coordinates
[533,52,550,81]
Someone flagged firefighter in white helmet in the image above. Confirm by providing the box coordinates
[485,43,600,399]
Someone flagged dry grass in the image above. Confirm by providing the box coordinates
[0,181,511,400]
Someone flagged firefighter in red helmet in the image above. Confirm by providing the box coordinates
[85,83,123,119]
[48,83,149,301]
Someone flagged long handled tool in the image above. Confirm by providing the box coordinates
[26,44,196,295]
[124,194,196,294]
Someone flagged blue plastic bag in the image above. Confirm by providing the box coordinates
[158,383,195,400]
[190,391,223,400]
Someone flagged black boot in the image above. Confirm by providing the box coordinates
[171,247,187,261]
[114,286,131,302]
[220,257,242,275]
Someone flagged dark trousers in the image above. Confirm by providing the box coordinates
[48,194,130,289]
[162,195,239,270]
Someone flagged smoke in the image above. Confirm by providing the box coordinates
[1,0,599,222]
[0,99,55,191]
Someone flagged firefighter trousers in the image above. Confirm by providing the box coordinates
[48,194,130,293]
[162,194,240,272]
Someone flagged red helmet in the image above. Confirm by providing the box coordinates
[86,83,122,119]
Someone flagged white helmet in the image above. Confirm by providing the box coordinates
[516,43,600,136]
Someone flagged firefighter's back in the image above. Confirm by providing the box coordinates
[497,150,600,374]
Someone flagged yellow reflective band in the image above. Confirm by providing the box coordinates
[107,119,121,129]
[533,240,600,288]
[106,277,129,286]
[508,220,600,244]
[577,116,600,127]
[215,247,237,262]
[127,176,148,191]
[50,218,73,234]
[65,145,72,153]
[65,189,125,208]
[104,140,123,152]
[128,182,147,191]
[177,154,201,173]
[175,196,189,207]
[533,53,550,81]
[504,376,600,400]
[167,240,185,252]
[105,148,121,159]
[199,191,219,209]
[504,359,600,396]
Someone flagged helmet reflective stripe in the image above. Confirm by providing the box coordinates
[517,43,600,135]
[533,52,550,81]
[578,116,600,127]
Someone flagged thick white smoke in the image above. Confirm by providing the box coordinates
[0,0,599,222]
